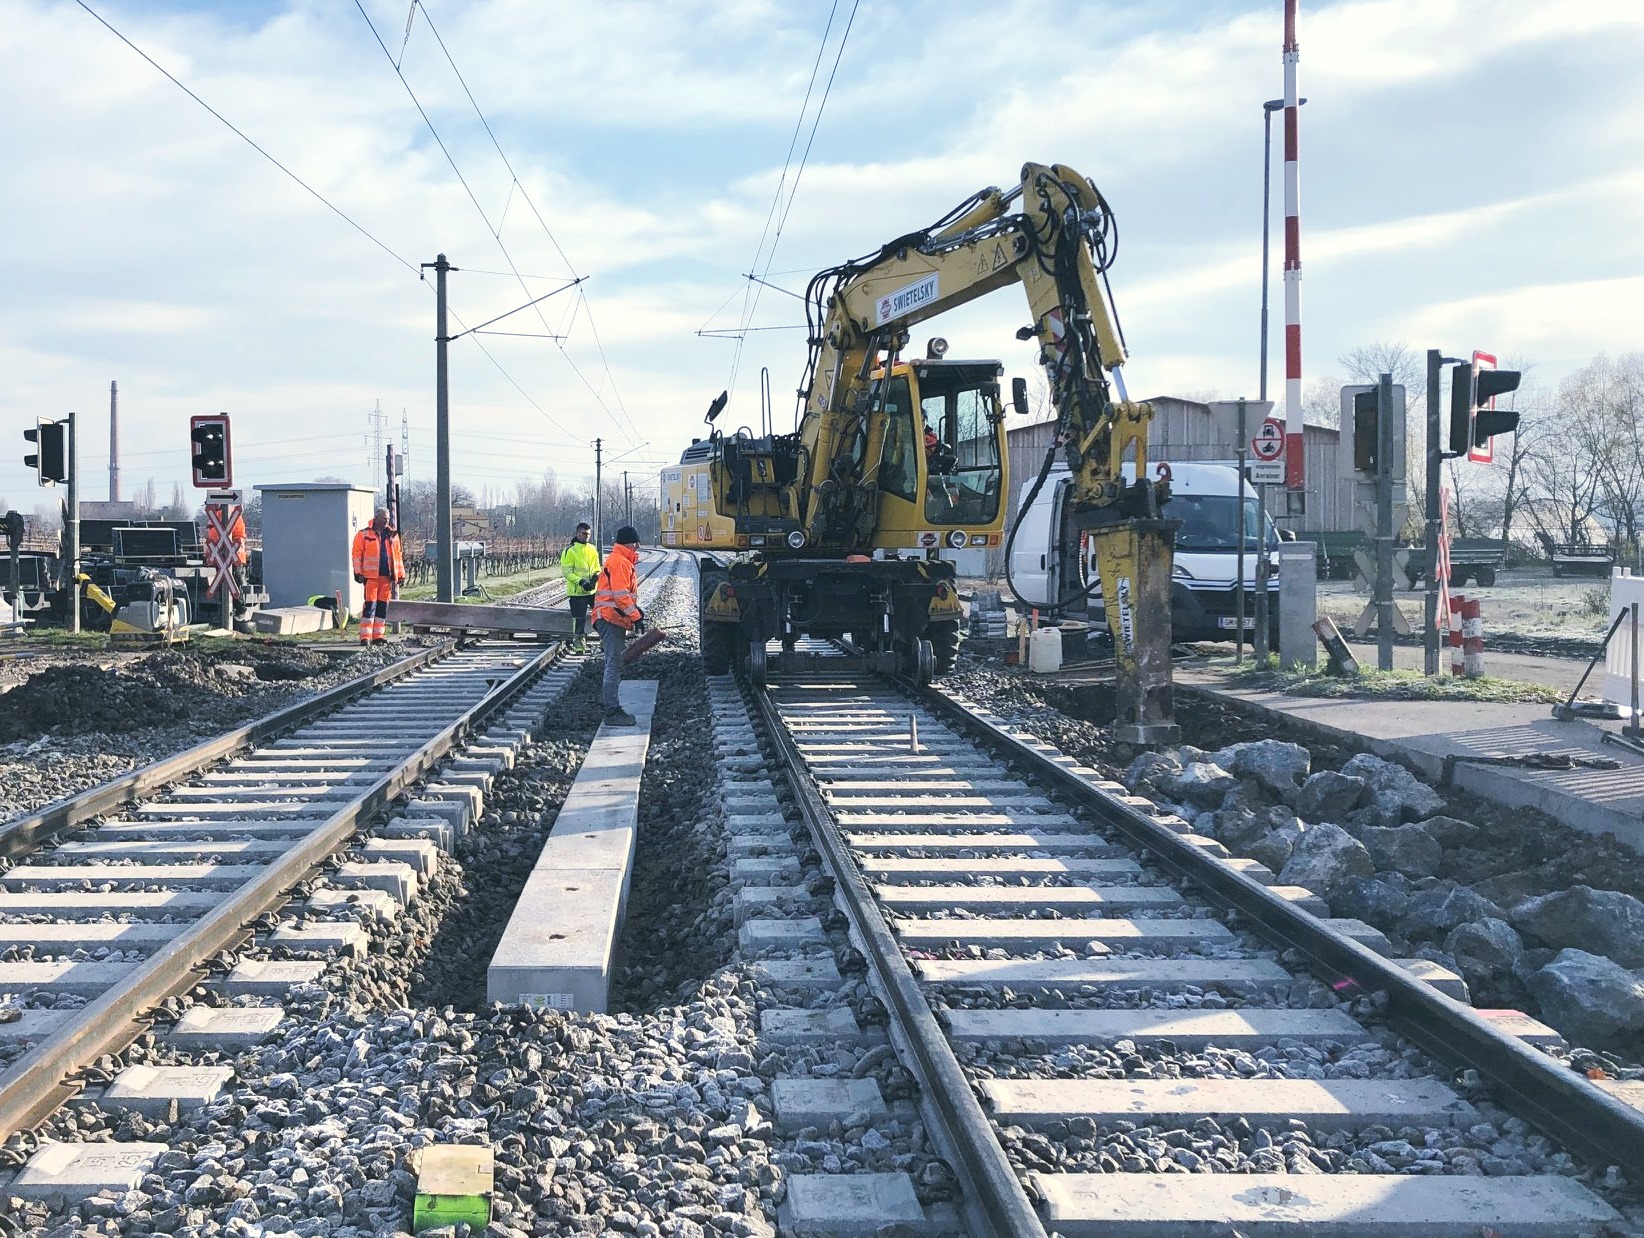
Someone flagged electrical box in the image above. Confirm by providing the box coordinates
[255,482,376,616]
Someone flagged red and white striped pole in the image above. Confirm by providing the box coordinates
[1462,598,1485,678]
[1450,594,1466,678]
[1282,0,1305,509]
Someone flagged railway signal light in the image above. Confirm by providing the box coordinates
[22,418,68,486]
[190,414,232,488]
[1351,388,1378,472]
[1448,353,1521,459]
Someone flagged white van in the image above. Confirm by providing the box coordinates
[1009,461,1280,643]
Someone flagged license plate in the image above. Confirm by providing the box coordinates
[1218,616,1255,630]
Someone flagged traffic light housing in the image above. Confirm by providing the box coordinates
[190,414,232,488]
[1352,388,1378,472]
[21,419,68,486]
[1448,361,1521,454]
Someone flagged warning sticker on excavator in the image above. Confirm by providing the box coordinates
[918,532,939,548]
[877,273,940,325]
[1115,577,1135,652]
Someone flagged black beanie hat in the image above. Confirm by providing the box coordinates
[615,525,640,545]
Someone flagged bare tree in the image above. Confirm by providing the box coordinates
[1338,341,1431,524]
[1560,354,1644,555]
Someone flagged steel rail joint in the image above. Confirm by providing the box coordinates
[748,684,1049,1238]
[919,685,1644,1180]
[0,643,554,1144]
[0,641,458,864]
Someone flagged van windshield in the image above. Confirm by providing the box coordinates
[1167,494,1275,552]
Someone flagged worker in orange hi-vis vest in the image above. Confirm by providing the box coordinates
[351,509,405,645]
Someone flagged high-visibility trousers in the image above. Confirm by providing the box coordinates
[361,577,394,642]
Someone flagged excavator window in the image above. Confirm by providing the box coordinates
[921,377,1001,526]
[875,377,919,503]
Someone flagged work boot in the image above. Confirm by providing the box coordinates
[570,639,587,654]
[371,637,387,645]
[604,709,638,727]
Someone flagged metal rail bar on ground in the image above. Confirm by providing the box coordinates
[0,644,554,1144]
[0,642,454,861]
[750,682,1049,1238]
[917,683,1644,1181]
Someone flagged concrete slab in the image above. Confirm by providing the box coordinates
[0,959,137,996]
[166,1005,284,1049]
[132,800,340,818]
[984,1077,1475,1132]
[486,685,657,1014]
[895,918,1232,952]
[360,836,440,876]
[824,793,1058,811]
[874,884,1183,913]
[734,887,815,924]
[0,890,223,919]
[379,817,455,851]
[461,744,516,770]
[1223,858,1277,884]
[1033,1172,1619,1236]
[732,856,801,882]
[830,811,1084,831]
[1269,885,1332,915]
[777,1174,929,1237]
[403,797,471,835]
[1325,918,1394,954]
[330,859,418,904]
[250,606,330,635]
[1476,1009,1565,1045]
[913,957,1292,994]
[305,888,400,920]
[750,958,842,991]
[860,856,1142,882]
[773,1078,888,1132]
[421,783,484,821]
[0,1009,70,1042]
[738,917,825,953]
[946,1007,1370,1048]
[48,838,295,863]
[2,863,264,890]
[0,922,182,953]
[88,820,314,841]
[1397,958,1469,1000]
[844,832,1113,855]
[219,960,327,997]
[12,1141,169,1204]
[268,920,368,955]
[759,1007,861,1045]
[101,1064,236,1117]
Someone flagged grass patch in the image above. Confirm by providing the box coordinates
[1218,659,1565,704]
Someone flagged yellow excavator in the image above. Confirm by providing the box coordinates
[664,161,1178,743]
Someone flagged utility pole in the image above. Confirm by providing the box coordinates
[593,438,603,553]
[422,254,455,603]
[1375,373,1395,671]
[1424,349,1444,676]
[66,412,80,635]
[624,471,632,527]
[108,381,120,503]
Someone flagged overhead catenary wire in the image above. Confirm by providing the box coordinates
[72,0,416,276]
[720,1,860,401]
[354,0,642,450]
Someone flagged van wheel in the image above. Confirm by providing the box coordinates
[1474,567,1497,586]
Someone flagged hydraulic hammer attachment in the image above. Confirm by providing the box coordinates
[1089,518,1180,746]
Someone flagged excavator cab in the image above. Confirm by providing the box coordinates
[870,354,1008,553]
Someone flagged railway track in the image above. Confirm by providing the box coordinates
[0,553,683,1200]
[729,638,1642,1236]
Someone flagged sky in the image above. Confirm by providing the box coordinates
[1,0,1641,516]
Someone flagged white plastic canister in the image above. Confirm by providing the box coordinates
[1028,625,1063,674]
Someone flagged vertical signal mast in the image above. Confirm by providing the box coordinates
[1282,0,1305,512]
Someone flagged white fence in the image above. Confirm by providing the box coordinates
[1604,568,1643,717]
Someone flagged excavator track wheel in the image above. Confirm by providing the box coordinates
[926,620,961,676]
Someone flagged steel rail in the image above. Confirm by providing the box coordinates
[0,641,456,863]
[920,684,1644,1181]
[0,643,555,1143]
[749,681,1049,1238]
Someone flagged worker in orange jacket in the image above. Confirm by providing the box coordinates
[351,509,405,645]
[591,525,644,726]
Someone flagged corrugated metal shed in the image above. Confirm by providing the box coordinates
[1004,397,1355,535]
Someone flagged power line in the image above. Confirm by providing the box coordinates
[356,1,642,448]
[73,0,417,274]
[725,2,860,398]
